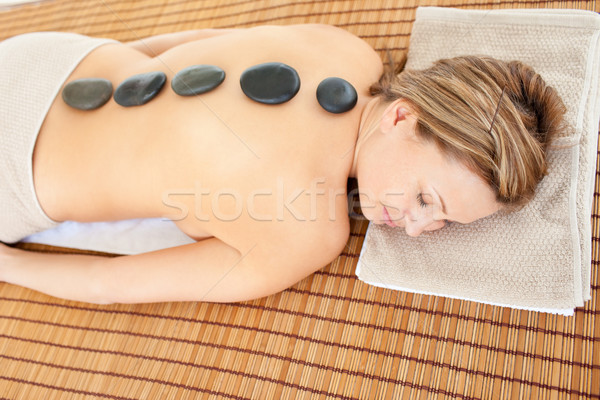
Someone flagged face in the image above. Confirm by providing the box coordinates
[355,100,501,237]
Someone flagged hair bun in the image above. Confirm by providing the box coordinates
[505,61,567,148]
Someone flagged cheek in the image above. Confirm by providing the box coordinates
[445,181,499,223]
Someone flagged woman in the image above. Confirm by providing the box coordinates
[0,25,565,304]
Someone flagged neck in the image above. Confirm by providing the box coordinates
[349,97,386,177]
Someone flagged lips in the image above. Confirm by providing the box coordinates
[382,207,396,227]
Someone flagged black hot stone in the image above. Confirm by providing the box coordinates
[240,62,300,104]
[114,71,167,107]
[316,77,358,114]
[62,78,113,110]
[171,65,226,96]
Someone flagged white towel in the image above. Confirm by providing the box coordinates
[23,219,194,255]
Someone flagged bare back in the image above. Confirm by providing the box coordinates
[33,25,383,257]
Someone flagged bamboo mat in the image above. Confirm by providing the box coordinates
[0,0,599,398]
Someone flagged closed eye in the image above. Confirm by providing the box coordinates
[417,193,428,208]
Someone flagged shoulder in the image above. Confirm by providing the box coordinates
[282,24,384,83]
[259,217,350,274]
[253,23,355,37]
[292,24,379,57]
[255,24,379,58]
[288,23,361,40]
[217,212,349,296]
[222,214,350,299]
[225,184,351,274]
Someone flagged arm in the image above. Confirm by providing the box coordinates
[126,28,239,57]
[0,238,293,304]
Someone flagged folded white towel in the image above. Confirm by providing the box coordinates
[356,7,600,316]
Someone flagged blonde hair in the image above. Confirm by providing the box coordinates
[370,55,567,209]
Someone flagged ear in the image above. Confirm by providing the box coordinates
[379,99,412,133]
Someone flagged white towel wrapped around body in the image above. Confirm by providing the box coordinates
[356,7,600,316]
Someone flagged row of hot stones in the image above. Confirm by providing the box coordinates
[61,62,358,114]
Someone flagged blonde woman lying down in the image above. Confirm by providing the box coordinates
[0,25,565,304]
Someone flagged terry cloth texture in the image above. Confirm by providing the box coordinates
[0,32,116,243]
[356,7,600,316]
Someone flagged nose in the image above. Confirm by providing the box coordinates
[404,218,446,237]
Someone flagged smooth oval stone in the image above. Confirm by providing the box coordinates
[316,77,357,114]
[240,62,300,104]
[62,78,113,110]
[171,65,225,96]
[114,71,166,107]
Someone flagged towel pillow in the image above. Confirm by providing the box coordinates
[356,7,600,315]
